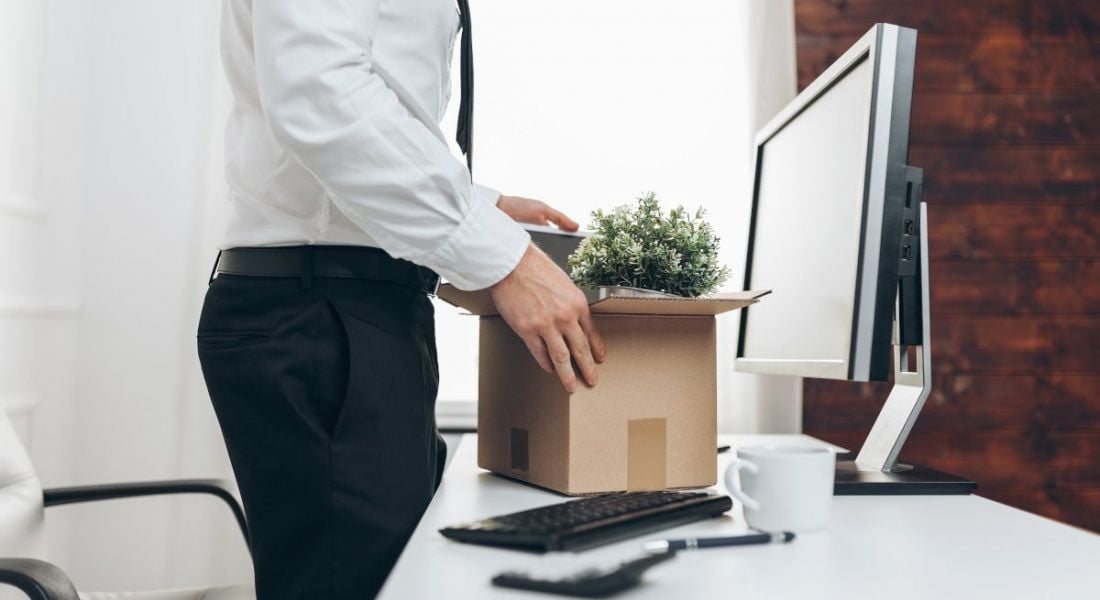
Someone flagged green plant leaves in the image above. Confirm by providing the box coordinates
[567,192,731,297]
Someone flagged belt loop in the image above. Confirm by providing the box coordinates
[300,246,314,290]
[426,270,441,297]
[208,250,223,286]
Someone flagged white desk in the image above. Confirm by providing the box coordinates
[381,434,1099,599]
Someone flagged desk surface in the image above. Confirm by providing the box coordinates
[381,434,1099,599]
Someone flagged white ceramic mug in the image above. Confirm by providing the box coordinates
[723,445,836,533]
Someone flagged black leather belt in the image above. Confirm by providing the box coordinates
[214,246,440,295]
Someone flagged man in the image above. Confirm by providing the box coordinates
[198,0,605,597]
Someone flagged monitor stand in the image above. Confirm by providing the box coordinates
[833,454,975,495]
[834,187,975,495]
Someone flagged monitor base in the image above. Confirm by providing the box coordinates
[833,453,975,495]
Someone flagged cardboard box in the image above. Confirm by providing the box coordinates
[439,285,768,495]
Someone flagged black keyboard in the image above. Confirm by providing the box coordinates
[440,491,732,552]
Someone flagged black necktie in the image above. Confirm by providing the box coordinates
[456,0,474,174]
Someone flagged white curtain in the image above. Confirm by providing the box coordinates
[13,0,798,591]
[21,0,248,591]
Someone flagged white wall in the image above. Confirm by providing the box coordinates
[717,0,803,434]
[434,0,802,433]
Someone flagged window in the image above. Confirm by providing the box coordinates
[434,2,764,429]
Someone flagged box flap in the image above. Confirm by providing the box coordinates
[436,284,494,316]
[437,283,769,317]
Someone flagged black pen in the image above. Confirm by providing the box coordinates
[643,531,795,553]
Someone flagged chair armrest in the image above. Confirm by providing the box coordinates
[43,479,249,553]
[0,558,79,600]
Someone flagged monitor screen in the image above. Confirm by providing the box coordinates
[737,23,916,382]
[739,54,875,379]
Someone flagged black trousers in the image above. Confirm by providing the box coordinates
[197,273,446,599]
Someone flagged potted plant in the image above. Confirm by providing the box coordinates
[568,192,730,297]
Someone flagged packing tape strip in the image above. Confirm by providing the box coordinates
[627,418,667,490]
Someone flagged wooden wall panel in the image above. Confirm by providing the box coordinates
[795,0,1100,532]
[910,92,1100,146]
[799,35,1100,91]
[931,318,1100,373]
[928,203,1099,260]
[932,261,1100,316]
[805,375,1100,431]
[795,1,1100,36]
[909,147,1100,199]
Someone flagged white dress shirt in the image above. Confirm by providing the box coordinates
[219,0,530,290]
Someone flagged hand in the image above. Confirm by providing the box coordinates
[489,244,606,393]
[497,195,580,231]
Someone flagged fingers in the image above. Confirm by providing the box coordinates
[544,206,580,232]
[563,322,599,387]
[579,311,607,363]
[489,245,600,393]
[541,331,579,393]
[499,195,580,231]
[522,335,554,374]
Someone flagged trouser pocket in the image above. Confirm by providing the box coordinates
[308,298,350,439]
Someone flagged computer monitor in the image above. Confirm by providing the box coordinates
[735,24,973,494]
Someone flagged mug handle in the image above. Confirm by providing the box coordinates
[726,458,761,511]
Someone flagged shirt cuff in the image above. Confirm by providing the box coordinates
[472,182,502,207]
[421,197,531,291]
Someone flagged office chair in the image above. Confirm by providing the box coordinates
[0,410,255,599]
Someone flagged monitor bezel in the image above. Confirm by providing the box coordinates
[735,23,916,382]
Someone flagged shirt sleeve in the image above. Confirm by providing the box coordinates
[472,182,503,207]
[251,1,529,290]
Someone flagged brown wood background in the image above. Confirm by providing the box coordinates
[794,0,1100,532]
